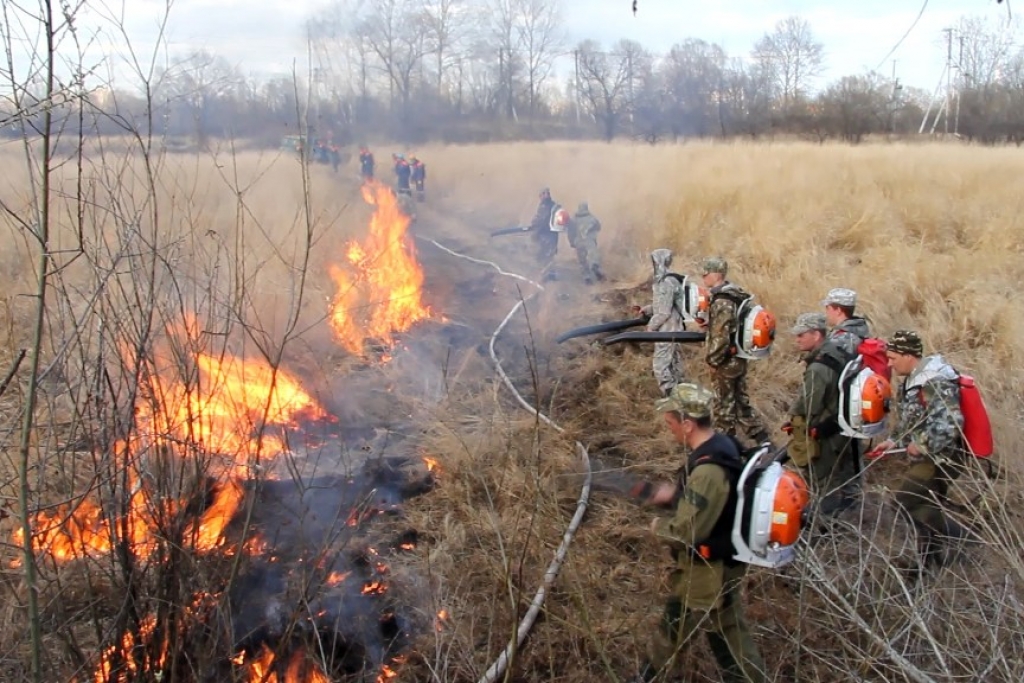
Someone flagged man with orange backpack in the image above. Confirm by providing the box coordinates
[871,330,973,569]
[699,257,771,447]
[783,313,862,517]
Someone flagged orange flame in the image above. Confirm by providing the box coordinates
[91,615,164,683]
[326,570,350,586]
[361,580,387,595]
[14,336,325,563]
[422,456,439,473]
[329,179,433,354]
[245,644,330,683]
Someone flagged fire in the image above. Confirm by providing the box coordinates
[245,644,330,683]
[329,179,433,354]
[14,333,326,563]
[362,580,387,595]
[422,456,439,473]
[91,615,164,683]
[326,570,350,586]
[376,656,407,682]
[435,609,449,632]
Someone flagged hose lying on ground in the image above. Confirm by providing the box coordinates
[416,236,592,683]
[601,330,707,345]
[555,315,650,344]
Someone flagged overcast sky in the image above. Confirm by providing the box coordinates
[75,0,1010,93]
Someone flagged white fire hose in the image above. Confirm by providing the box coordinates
[417,237,592,683]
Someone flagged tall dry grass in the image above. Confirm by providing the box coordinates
[2,138,1024,681]
[396,139,1024,682]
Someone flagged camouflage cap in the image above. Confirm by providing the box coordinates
[790,312,827,335]
[887,329,924,357]
[820,287,857,308]
[655,382,715,419]
[701,256,728,276]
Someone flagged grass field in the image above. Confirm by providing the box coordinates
[1,138,1023,681]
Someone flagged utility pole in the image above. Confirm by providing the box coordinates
[920,27,958,135]
[573,49,581,124]
[944,27,953,135]
[626,49,634,127]
[890,59,903,134]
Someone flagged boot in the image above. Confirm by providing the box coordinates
[592,265,607,282]
[918,530,946,570]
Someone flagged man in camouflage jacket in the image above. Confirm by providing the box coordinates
[632,383,767,683]
[786,312,860,516]
[640,249,686,396]
[699,257,769,446]
[566,201,605,284]
[821,287,872,356]
[874,329,969,567]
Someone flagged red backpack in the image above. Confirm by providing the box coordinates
[857,338,891,382]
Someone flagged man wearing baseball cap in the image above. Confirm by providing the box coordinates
[820,287,872,356]
[632,383,766,682]
[700,256,770,446]
[784,312,861,516]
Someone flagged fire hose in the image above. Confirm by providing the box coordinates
[600,330,707,345]
[555,315,650,344]
[415,236,592,683]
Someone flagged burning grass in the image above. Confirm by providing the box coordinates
[3,139,1024,682]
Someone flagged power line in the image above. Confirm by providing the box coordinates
[874,0,929,72]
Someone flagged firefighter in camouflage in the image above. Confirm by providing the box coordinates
[700,257,770,446]
[873,329,971,569]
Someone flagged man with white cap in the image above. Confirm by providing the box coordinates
[820,287,872,356]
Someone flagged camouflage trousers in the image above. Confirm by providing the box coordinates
[895,459,968,565]
[574,235,603,281]
[653,342,686,397]
[710,365,769,445]
[643,563,766,683]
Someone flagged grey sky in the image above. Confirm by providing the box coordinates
[76,0,1009,93]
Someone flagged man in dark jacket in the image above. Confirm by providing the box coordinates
[528,187,560,274]
[785,312,860,516]
[632,382,767,683]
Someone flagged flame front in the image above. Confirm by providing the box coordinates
[245,645,330,683]
[14,340,325,563]
[329,180,433,354]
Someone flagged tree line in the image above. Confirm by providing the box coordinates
[4,2,1024,146]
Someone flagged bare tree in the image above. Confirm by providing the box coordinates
[956,15,1021,89]
[422,0,476,98]
[514,0,566,115]
[357,0,430,112]
[487,0,524,119]
[157,50,246,145]
[752,16,824,108]
[575,39,646,140]
[816,72,890,143]
[661,38,729,137]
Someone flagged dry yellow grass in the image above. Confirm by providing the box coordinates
[2,138,1024,681]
